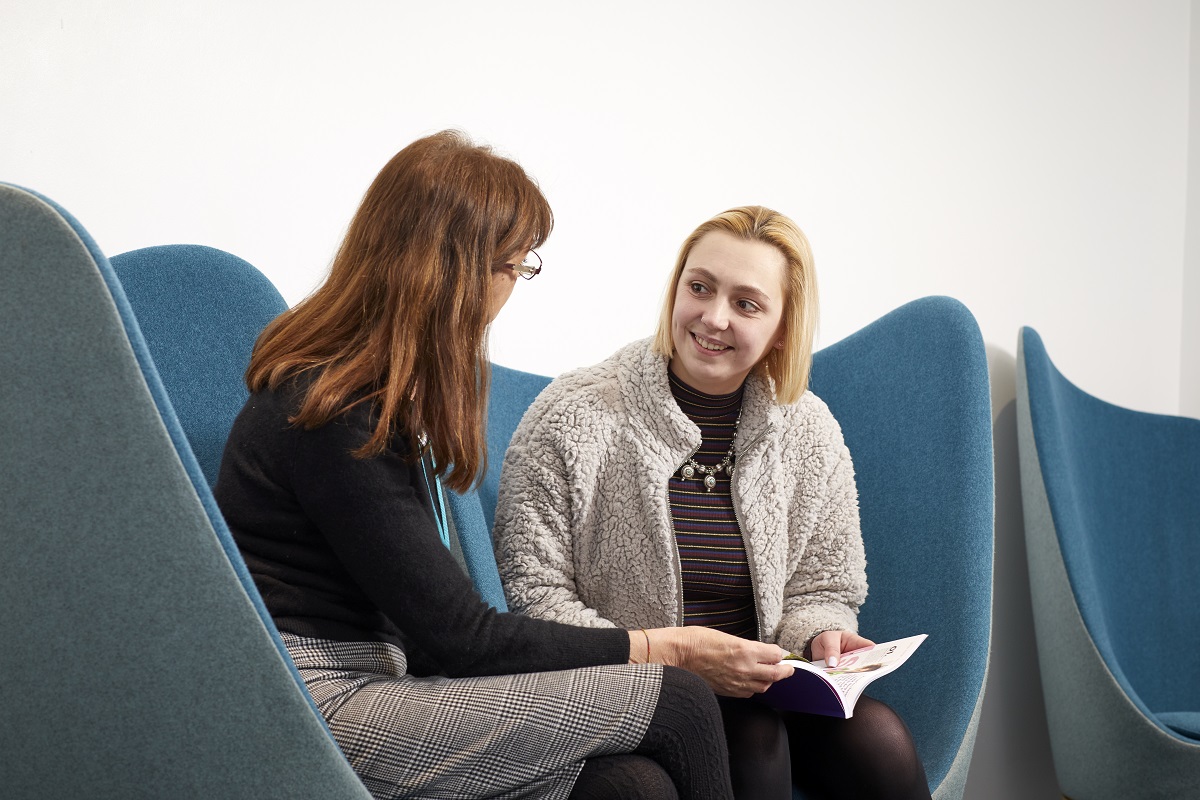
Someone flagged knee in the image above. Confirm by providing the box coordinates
[656,665,722,729]
[571,754,680,800]
[852,699,920,767]
[842,699,929,798]
[625,757,680,800]
[787,698,929,799]
[661,664,715,700]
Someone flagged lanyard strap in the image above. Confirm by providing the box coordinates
[419,449,450,550]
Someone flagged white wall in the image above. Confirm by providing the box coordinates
[3,2,1193,798]
[2,1,1189,415]
[1184,0,1200,420]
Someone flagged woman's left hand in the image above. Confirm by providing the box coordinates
[807,630,874,668]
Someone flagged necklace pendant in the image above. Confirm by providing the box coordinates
[682,464,695,480]
[704,474,717,491]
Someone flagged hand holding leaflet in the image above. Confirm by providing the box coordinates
[758,634,927,718]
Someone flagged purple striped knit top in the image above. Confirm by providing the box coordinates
[667,371,756,639]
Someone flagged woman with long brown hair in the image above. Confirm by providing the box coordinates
[214,131,791,800]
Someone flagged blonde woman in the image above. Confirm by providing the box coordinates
[496,207,929,800]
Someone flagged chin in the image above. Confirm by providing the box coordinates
[684,364,746,394]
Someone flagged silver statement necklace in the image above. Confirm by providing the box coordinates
[679,411,741,492]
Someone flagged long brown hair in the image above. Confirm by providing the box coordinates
[247,130,552,491]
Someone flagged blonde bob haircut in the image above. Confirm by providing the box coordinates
[652,205,818,405]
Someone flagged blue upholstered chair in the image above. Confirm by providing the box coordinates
[110,245,288,488]
[445,363,555,611]
[805,296,994,800]
[475,297,995,800]
[106,243,516,617]
[1016,327,1200,798]
[0,184,371,798]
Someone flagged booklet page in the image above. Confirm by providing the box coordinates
[783,634,927,708]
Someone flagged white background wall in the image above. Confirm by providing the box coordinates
[4,2,1196,797]
[1184,1,1200,419]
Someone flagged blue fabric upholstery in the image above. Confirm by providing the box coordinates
[444,363,554,612]
[110,245,288,488]
[1160,712,1200,741]
[0,184,370,798]
[478,298,993,800]
[1016,327,1200,798]
[484,364,555,532]
[445,488,509,611]
[805,296,994,800]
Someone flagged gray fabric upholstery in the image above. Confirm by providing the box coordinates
[0,184,371,799]
[104,243,328,723]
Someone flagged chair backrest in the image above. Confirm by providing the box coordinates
[110,245,288,488]
[1016,327,1200,796]
[807,296,994,799]
[483,364,556,530]
[0,184,370,799]
[105,243,327,716]
[443,363,554,612]
[1018,327,1200,717]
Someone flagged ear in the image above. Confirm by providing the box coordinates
[774,338,785,349]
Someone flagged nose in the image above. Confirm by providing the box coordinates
[701,303,729,331]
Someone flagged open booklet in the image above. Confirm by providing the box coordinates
[758,634,927,718]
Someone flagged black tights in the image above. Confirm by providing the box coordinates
[568,666,733,800]
[718,695,931,800]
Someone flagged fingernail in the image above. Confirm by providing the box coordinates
[828,656,839,667]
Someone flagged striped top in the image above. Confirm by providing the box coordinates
[667,372,756,639]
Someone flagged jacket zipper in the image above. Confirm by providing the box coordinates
[730,481,762,643]
[667,444,701,627]
[672,429,769,639]
[731,429,768,642]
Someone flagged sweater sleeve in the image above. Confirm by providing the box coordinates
[286,404,630,677]
[774,401,868,654]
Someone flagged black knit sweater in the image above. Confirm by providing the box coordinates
[214,381,630,678]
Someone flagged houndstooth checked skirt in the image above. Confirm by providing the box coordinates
[281,632,663,800]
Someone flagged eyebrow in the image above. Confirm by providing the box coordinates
[683,267,774,303]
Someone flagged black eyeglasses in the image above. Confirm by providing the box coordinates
[505,250,542,280]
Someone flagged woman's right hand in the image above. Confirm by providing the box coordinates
[632,626,795,697]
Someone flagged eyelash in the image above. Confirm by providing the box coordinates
[689,282,761,314]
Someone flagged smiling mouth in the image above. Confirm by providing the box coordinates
[692,332,731,352]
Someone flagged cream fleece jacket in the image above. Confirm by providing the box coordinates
[494,339,867,654]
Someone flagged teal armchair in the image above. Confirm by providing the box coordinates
[1016,326,1200,798]
[804,297,994,800]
